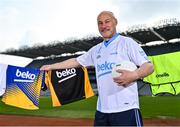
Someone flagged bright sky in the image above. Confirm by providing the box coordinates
[0,0,180,52]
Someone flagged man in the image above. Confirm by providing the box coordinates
[40,11,154,126]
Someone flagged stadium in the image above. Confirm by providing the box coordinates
[0,18,180,126]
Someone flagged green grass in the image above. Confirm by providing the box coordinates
[140,96,180,119]
[0,96,180,119]
[0,96,97,118]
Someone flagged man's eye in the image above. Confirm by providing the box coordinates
[98,22,102,25]
[105,20,110,23]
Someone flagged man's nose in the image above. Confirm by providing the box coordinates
[100,23,107,28]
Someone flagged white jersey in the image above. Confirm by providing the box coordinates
[77,34,149,113]
[0,63,8,96]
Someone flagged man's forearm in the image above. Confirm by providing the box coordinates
[41,58,81,71]
[135,62,154,80]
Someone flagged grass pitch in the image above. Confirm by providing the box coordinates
[0,96,180,119]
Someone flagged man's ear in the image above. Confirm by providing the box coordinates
[114,18,118,25]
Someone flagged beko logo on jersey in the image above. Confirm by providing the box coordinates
[97,61,115,72]
[14,69,36,83]
[97,61,115,78]
[56,68,76,78]
[56,68,77,83]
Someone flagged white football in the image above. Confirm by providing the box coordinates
[112,61,137,78]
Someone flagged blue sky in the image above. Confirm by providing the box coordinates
[0,0,180,52]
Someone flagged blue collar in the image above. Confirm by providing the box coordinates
[103,33,119,47]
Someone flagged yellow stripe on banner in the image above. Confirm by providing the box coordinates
[83,67,95,98]
[2,85,38,110]
[46,71,61,107]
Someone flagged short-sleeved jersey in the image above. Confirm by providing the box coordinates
[77,34,149,113]
[45,67,94,107]
[2,65,43,110]
[0,63,8,96]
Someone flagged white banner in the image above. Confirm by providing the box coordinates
[0,54,33,67]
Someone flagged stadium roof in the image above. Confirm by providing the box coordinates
[1,18,180,58]
[123,18,180,44]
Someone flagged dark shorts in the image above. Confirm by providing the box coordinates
[94,109,143,126]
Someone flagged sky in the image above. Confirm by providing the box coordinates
[0,0,180,52]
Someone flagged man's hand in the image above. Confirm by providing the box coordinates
[113,69,139,87]
[113,62,154,87]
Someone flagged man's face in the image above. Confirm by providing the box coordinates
[97,13,117,40]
